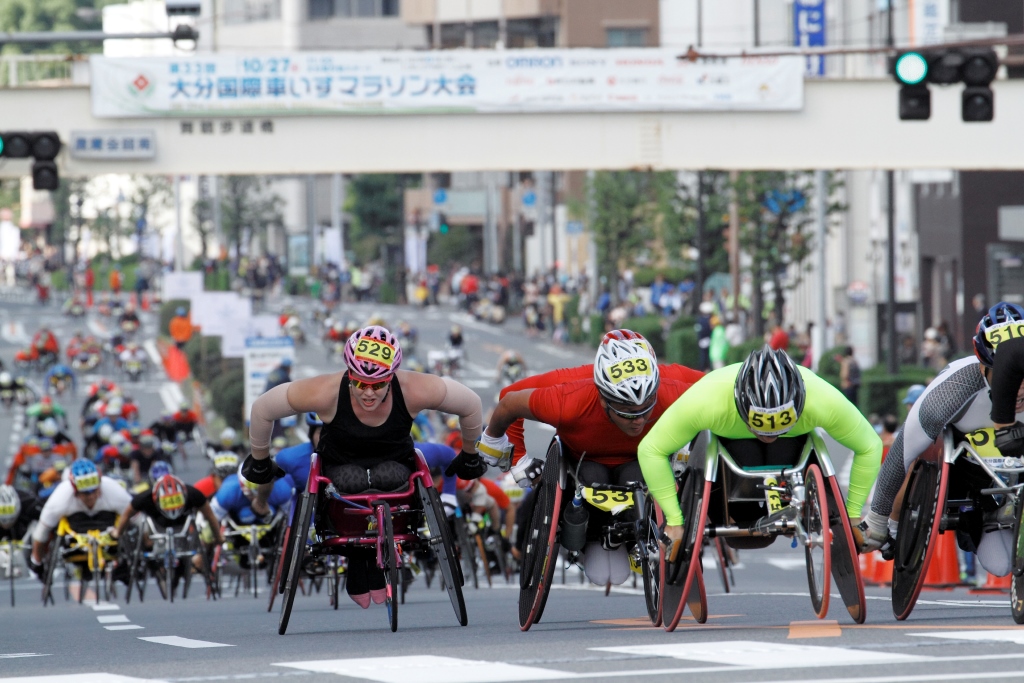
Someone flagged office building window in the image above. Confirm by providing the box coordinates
[309,0,333,19]
[308,0,398,19]
[224,0,281,24]
[606,28,647,48]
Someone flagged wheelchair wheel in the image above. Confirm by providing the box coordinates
[455,513,479,590]
[41,540,61,607]
[279,491,314,635]
[823,474,867,624]
[1011,493,1024,624]
[892,458,948,620]
[712,538,731,593]
[688,564,708,624]
[474,533,492,588]
[663,464,711,632]
[378,501,399,633]
[518,440,563,631]
[640,495,664,626]
[268,524,289,611]
[418,481,468,626]
[329,556,342,611]
[803,464,831,619]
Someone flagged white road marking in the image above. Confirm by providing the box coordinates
[104,625,145,631]
[275,656,569,683]
[0,675,159,682]
[138,636,233,649]
[0,654,50,659]
[746,672,1024,683]
[537,345,576,359]
[96,615,130,624]
[765,558,807,570]
[143,339,163,366]
[590,641,926,667]
[159,383,185,413]
[90,602,120,611]
[910,629,1024,644]
[0,322,27,345]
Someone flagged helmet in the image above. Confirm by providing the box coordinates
[212,452,239,478]
[149,460,173,481]
[592,339,660,406]
[69,460,101,494]
[601,329,657,363]
[128,425,142,439]
[37,437,54,452]
[98,424,114,442]
[175,307,186,317]
[0,372,10,385]
[735,345,806,437]
[236,462,260,498]
[108,433,127,450]
[179,400,191,412]
[138,433,157,448]
[332,321,344,333]
[280,357,293,368]
[152,475,187,520]
[105,398,123,417]
[0,485,21,527]
[450,324,462,336]
[219,427,237,447]
[974,302,1024,368]
[344,325,402,380]
[40,396,53,408]
[38,418,58,438]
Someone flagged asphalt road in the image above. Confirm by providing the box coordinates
[1,290,1023,683]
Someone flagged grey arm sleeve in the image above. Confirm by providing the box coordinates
[871,363,985,516]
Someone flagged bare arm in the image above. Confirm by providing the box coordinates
[199,502,224,544]
[485,390,536,438]
[113,502,136,538]
[248,373,343,459]
[401,371,483,453]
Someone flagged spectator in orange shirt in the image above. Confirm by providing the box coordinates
[169,307,193,349]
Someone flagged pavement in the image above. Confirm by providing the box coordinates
[0,290,1022,683]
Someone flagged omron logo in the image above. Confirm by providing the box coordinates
[506,56,563,68]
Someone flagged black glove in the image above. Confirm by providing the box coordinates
[445,450,488,480]
[995,422,1024,457]
[240,454,285,485]
[28,556,44,581]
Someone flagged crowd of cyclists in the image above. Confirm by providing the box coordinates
[6,292,1024,630]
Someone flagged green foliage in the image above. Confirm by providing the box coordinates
[221,176,285,256]
[665,327,700,368]
[816,345,846,378]
[428,224,481,270]
[621,315,666,359]
[378,281,398,304]
[588,171,660,300]
[855,364,934,416]
[0,0,121,55]
[587,314,605,347]
[347,174,419,264]
[160,299,190,336]
[209,368,246,430]
[0,178,19,222]
[631,266,693,288]
[725,339,765,366]
[658,171,731,286]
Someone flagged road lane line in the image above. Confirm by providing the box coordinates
[90,602,120,611]
[138,636,233,648]
[0,675,156,682]
[104,625,145,631]
[143,339,163,366]
[787,620,842,638]
[97,615,130,624]
[910,629,1024,644]
[590,641,926,666]
[0,654,50,659]
[274,655,570,682]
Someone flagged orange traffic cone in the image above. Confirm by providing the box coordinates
[970,571,1012,593]
[141,292,150,311]
[164,345,191,382]
[922,531,961,588]
[860,550,893,585]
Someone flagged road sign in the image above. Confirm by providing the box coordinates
[69,129,156,160]
[433,188,447,205]
[794,0,826,76]
[522,190,536,207]
[566,220,584,235]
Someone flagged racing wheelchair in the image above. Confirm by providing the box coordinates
[278,449,467,634]
[123,513,209,603]
[662,430,865,632]
[42,514,120,606]
[517,437,701,631]
[889,428,1024,622]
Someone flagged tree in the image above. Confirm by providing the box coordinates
[220,176,284,257]
[348,174,419,303]
[0,0,121,57]
[733,171,845,336]
[49,176,88,259]
[129,175,170,255]
[588,171,659,303]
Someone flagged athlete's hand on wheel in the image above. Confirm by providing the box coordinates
[28,556,44,581]
[854,510,891,554]
[995,421,1024,457]
[510,457,543,488]
[240,454,284,485]
[445,450,488,480]
[476,432,514,471]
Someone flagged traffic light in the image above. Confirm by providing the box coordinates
[0,131,61,190]
[438,212,449,234]
[891,48,998,122]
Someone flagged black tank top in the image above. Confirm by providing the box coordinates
[319,372,415,468]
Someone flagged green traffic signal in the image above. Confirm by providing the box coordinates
[895,52,928,85]
[440,223,449,234]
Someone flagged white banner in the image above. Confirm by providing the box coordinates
[90,49,804,118]
[161,271,203,301]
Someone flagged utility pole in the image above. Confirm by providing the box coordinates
[813,170,827,371]
[886,0,899,374]
[549,170,558,276]
[512,180,523,274]
[695,171,706,313]
[729,170,740,318]
[173,175,184,271]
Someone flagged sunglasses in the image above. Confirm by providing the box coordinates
[606,401,656,420]
[350,378,390,392]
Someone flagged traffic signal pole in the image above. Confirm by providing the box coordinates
[886,0,899,375]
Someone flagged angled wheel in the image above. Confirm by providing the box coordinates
[455,512,479,590]
[663,465,711,632]
[268,522,290,611]
[892,457,948,620]
[379,501,399,632]
[518,439,563,631]
[688,563,708,624]
[475,532,493,588]
[279,491,314,635]
[418,481,468,626]
[1011,492,1024,623]
[640,495,664,626]
[41,539,62,607]
[803,464,831,619]
[823,474,867,623]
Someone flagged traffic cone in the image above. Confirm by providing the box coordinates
[164,345,191,382]
[130,293,138,308]
[141,292,150,311]
[860,550,893,585]
[922,531,961,587]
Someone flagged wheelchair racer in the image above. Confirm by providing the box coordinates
[44,363,76,395]
[481,333,704,585]
[637,346,881,557]
[27,460,131,579]
[193,453,238,499]
[111,474,223,550]
[244,324,484,608]
[986,305,1024,455]
[0,484,43,543]
[858,303,1024,576]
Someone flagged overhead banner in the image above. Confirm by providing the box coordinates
[90,48,804,118]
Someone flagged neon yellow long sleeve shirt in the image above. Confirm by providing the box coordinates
[637,364,882,525]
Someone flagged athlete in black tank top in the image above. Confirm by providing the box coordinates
[319,371,415,470]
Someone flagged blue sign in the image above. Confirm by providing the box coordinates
[136,217,147,231]
[794,0,826,77]
[433,188,447,205]
[522,190,536,207]
[566,221,584,235]
[763,190,806,216]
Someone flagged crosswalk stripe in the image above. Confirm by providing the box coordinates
[138,636,232,648]
[910,630,1024,644]
[104,625,145,631]
[274,656,569,683]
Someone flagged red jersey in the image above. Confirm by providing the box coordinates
[456,477,511,510]
[193,475,217,499]
[503,364,704,466]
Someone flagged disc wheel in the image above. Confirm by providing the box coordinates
[1011,493,1024,624]
[518,439,563,631]
[418,481,467,626]
[663,464,711,632]
[640,496,664,626]
[823,474,867,623]
[891,458,947,620]
[279,491,314,635]
[803,464,831,619]
[379,501,399,633]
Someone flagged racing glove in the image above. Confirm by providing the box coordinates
[995,422,1024,457]
[476,432,514,471]
[240,453,285,485]
[28,556,44,581]
[510,456,543,489]
[853,509,892,554]
[445,450,488,480]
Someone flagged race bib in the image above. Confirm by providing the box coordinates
[354,338,396,368]
[0,504,16,516]
[74,472,100,491]
[605,357,653,384]
[748,401,798,437]
[985,321,1024,348]
[159,492,185,509]
[965,428,1002,458]
[582,487,634,514]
